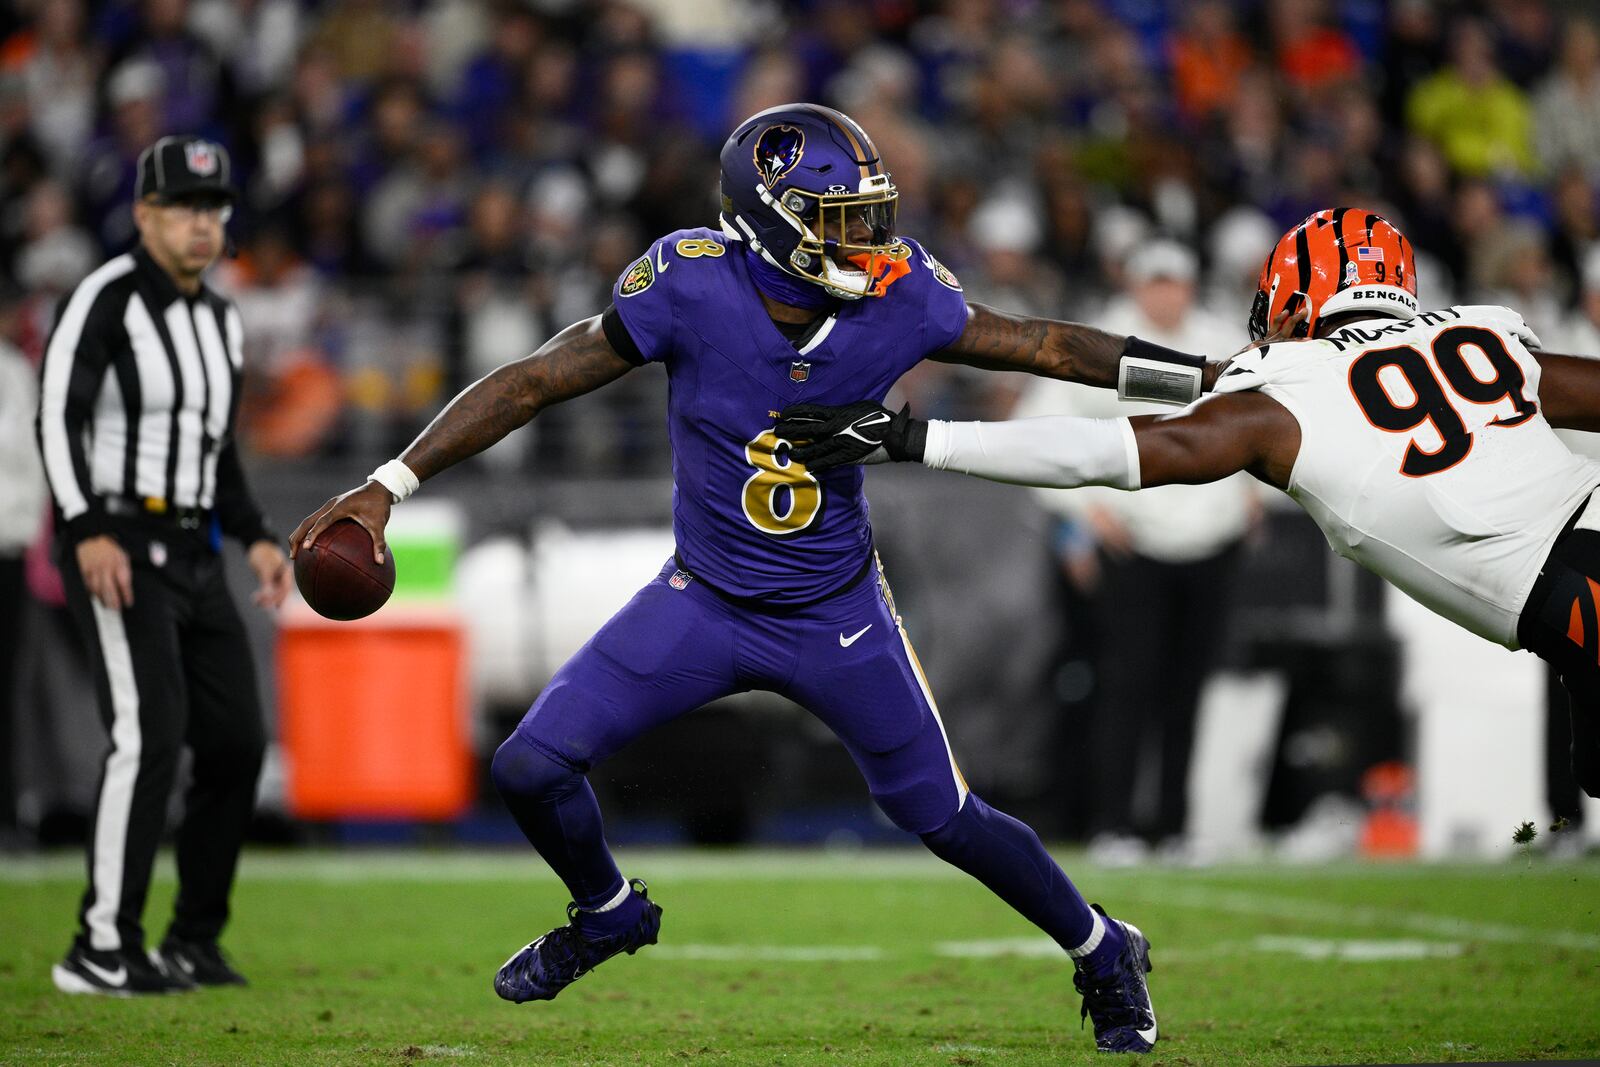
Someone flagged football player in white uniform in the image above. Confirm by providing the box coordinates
[779,209,1600,799]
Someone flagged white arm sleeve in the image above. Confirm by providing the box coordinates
[921,416,1142,491]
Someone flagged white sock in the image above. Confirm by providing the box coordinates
[1067,910,1107,958]
[583,881,633,914]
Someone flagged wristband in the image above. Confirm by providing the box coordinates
[368,459,419,504]
[1117,336,1206,406]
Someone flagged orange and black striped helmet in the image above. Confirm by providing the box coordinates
[1248,208,1419,341]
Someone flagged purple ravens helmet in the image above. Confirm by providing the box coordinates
[719,103,901,300]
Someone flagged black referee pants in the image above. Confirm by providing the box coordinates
[61,524,264,953]
[1087,543,1242,843]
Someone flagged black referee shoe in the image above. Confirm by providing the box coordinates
[52,942,195,996]
[154,938,248,986]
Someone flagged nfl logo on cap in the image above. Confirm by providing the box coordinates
[184,140,218,176]
[136,135,236,202]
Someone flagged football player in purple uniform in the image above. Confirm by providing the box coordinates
[291,104,1210,1053]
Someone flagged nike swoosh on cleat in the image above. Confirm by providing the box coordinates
[80,958,127,986]
[839,625,872,647]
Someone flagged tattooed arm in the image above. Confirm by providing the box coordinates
[931,303,1228,390]
[402,316,633,479]
[290,316,634,559]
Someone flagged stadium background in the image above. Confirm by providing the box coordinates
[5,0,1600,861]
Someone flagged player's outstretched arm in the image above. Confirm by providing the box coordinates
[931,303,1229,396]
[779,391,1297,490]
[1534,353,1600,433]
[929,303,1139,386]
[289,315,634,561]
[1126,393,1298,489]
[930,303,1308,397]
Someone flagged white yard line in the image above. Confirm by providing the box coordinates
[1112,884,1600,952]
[4,850,1595,953]
[930,936,1467,964]
[649,944,886,962]
[1251,936,1466,961]
[0,849,967,884]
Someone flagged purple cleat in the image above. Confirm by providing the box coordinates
[1074,904,1158,1053]
[494,879,662,1003]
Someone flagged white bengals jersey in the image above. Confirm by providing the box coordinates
[1214,305,1600,648]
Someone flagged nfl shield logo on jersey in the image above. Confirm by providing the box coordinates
[790,360,811,382]
[184,140,219,176]
[669,569,693,590]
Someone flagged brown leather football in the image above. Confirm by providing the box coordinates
[293,519,396,620]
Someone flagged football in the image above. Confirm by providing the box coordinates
[293,519,396,620]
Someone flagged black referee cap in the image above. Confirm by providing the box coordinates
[135,135,237,203]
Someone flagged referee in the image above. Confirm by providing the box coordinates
[36,136,291,995]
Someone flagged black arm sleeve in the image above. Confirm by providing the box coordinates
[601,303,647,367]
[212,439,276,547]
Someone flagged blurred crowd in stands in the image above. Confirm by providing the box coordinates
[4,0,1600,471]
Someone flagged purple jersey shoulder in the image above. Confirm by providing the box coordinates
[880,236,969,355]
[610,227,730,364]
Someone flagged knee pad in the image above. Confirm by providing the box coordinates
[872,777,963,836]
[490,731,582,803]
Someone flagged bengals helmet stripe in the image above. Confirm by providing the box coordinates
[1250,208,1420,341]
[1295,224,1312,296]
[1331,207,1356,289]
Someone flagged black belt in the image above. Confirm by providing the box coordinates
[104,495,211,531]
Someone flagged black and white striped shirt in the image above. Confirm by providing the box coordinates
[36,246,271,546]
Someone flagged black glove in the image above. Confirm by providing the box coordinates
[776,401,927,471]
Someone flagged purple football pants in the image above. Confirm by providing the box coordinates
[492,557,1104,956]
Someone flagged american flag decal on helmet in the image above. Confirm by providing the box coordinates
[1357,246,1385,260]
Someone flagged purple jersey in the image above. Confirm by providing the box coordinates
[610,228,969,603]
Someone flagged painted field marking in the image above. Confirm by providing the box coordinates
[1114,884,1600,953]
[934,937,1068,959]
[931,936,1466,964]
[649,944,885,962]
[3,850,1595,953]
[1251,936,1465,961]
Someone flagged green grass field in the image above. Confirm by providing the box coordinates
[3,849,1598,1066]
